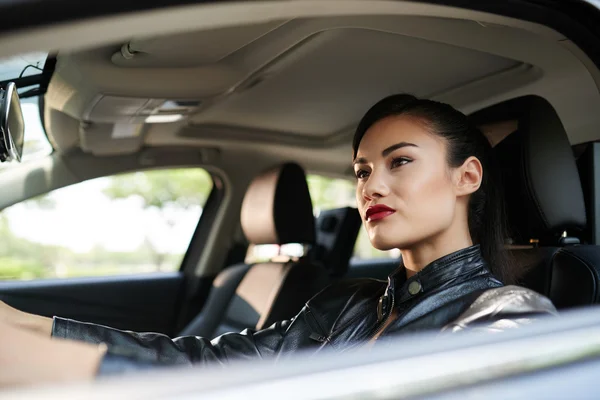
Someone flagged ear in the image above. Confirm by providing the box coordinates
[454,156,483,196]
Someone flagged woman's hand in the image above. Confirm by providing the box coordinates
[0,321,105,388]
[0,299,21,323]
[0,300,53,336]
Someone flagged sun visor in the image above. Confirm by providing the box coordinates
[79,121,144,156]
[83,95,202,124]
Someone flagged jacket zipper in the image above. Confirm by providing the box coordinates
[305,308,329,343]
[371,293,395,340]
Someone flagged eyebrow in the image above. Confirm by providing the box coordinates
[382,141,419,156]
[353,141,419,165]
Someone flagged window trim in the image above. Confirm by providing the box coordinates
[178,173,224,274]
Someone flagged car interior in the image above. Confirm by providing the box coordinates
[1,0,600,347]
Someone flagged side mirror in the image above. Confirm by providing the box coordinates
[0,82,24,162]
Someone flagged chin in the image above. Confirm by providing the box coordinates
[368,226,416,251]
[368,234,398,251]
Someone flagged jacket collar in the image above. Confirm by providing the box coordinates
[379,245,488,317]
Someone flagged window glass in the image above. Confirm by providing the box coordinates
[306,174,356,216]
[0,168,212,280]
[0,52,47,81]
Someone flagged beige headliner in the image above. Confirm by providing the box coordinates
[16,0,593,177]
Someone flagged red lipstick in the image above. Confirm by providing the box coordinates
[366,204,396,222]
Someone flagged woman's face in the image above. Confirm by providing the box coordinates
[354,115,463,251]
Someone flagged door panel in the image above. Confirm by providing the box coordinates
[0,272,184,334]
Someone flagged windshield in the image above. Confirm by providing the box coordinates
[0,52,46,82]
[0,52,53,169]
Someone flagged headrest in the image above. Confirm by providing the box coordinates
[240,162,315,245]
[469,95,586,245]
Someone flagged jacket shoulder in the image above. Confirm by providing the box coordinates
[442,285,558,332]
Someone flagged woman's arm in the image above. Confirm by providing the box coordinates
[0,300,53,335]
[51,316,304,374]
[0,321,106,387]
[441,285,558,332]
[0,300,324,380]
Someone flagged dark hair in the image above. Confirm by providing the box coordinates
[353,94,516,284]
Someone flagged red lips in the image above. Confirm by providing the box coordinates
[365,204,396,222]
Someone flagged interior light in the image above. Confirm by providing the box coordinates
[145,114,184,123]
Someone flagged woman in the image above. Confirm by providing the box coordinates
[0,94,556,386]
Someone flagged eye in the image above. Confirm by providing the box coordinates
[355,169,370,180]
[391,157,412,169]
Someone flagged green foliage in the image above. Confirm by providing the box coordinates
[0,167,212,280]
[0,233,185,281]
[100,168,212,269]
[103,169,212,210]
[0,257,46,280]
[306,175,356,214]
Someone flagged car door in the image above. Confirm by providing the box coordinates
[0,165,220,335]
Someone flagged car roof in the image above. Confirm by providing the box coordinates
[17,1,596,179]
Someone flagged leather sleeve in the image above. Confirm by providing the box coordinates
[51,306,323,376]
[441,285,558,333]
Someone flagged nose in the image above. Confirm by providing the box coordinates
[362,168,390,201]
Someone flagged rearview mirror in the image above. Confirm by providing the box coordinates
[0,82,24,162]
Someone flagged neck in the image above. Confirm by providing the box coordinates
[401,227,474,279]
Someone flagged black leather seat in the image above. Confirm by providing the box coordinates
[179,162,329,337]
[311,207,362,278]
[470,95,600,310]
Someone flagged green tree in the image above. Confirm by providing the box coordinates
[103,168,212,270]
[306,175,355,215]
[103,169,212,210]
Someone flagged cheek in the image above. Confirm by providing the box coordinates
[398,166,456,219]
[356,187,364,213]
[356,183,370,214]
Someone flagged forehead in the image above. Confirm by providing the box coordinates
[356,115,444,157]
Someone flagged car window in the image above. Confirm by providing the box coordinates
[306,175,356,215]
[0,168,212,280]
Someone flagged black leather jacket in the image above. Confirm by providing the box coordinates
[51,246,557,376]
